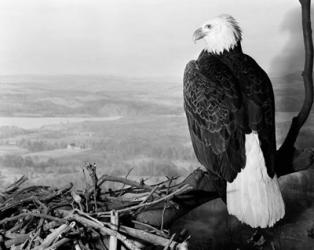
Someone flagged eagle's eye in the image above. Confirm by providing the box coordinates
[205,24,212,29]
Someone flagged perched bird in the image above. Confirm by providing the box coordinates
[183,14,285,228]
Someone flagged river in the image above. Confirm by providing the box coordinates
[0,116,122,129]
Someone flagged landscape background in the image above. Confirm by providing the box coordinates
[0,72,312,188]
[1,0,314,249]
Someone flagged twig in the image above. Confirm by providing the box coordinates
[161,178,173,231]
[96,175,154,193]
[43,221,62,231]
[2,176,28,195]
[109,211,119,250]
[135,186,160,215]
[4,233,30,248]
[34,199,49,231]
[132,220,168,237]
[33,222,75,250]
[139,186,159,205]
[26,229,41,250]
[74,241,83,250]
[43,183,73,202]
[163,234,176,250]
[71,191,84,211]
[48,238,71,250]
[151,176,179,188]
[0,212,66,225]
[82,166,90,213]
[5,186,50,201]
[118,225,184,249]
[98,184,192,216]
[85,163,99,212]
[65,212,142,250]
[118,168,134,195]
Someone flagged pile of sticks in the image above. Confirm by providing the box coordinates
[0,164,191,250]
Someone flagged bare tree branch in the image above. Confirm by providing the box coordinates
[136,148,314,227]
[276,0,313,171]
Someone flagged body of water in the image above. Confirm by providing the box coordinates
[0,116,122,129]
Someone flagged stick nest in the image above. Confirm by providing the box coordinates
[0,163,190,250]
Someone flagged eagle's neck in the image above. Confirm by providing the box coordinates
[199,42,243,60]
[216,42,244,78]
[216,42,243,69]
[215,41,243,58]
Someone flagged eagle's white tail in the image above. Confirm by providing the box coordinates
[226,132,285,228]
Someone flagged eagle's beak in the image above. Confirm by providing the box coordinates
[193,27,206,43]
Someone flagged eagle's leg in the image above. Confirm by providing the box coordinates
[247,227,274,249]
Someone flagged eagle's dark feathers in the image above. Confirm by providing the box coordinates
[183,46,276,182]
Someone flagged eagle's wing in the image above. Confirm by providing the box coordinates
[238,55,276,177]
[183,60,245,182]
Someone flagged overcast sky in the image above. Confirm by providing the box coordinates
[0,0,305,79]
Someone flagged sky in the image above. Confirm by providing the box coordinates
[0,0,305,79]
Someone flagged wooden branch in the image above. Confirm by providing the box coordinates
[276,147,314,176]
[4,233,30,248]
[276,0,313,167]
[1,175,28,195]
[134,170,219,227]
[119,225,186,250]
[163,234,176,250]
[139,186,159,204]
[109,211,119,250]
[47,238,71,250]
[135,148,314,227]
[97,184,192,216]
[96,174,155,192]
[61,208,185,250]
[33,223,75,250]
[43,183,73,202]
[66,212,143,250]
[0,212,66,225]
[132,220,168,237]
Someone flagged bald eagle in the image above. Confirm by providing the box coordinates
[183,14,285,228]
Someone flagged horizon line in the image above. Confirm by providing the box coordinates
[0,71,308,80]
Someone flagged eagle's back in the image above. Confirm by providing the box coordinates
[183,55,246,182]
[218,52,276,177]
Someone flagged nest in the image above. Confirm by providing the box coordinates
[0,163,191,250]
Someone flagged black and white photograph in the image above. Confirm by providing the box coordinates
[0,0,314,249]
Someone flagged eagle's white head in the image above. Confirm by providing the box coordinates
[193,14,242,54]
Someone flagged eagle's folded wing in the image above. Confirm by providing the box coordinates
[183,60,245,182]
[238,55,277,177]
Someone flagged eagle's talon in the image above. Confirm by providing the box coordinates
[246,229,267,249]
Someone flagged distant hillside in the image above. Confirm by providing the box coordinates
[0,73,311,117]
[0,126,29,139]
[0,75,182,117]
